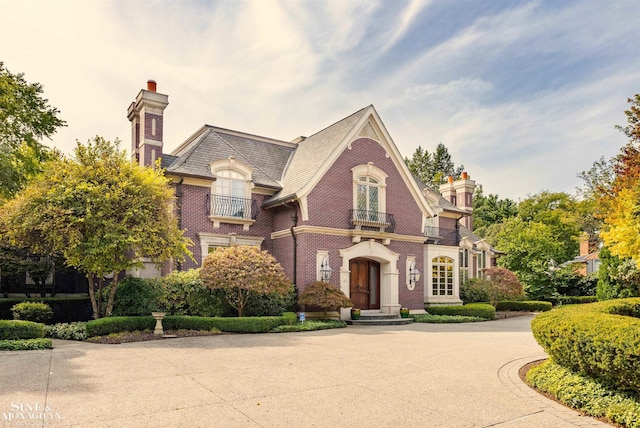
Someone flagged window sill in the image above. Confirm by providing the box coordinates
[208,215,255,231]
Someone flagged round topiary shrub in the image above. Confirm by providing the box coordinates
[11,301,53,324]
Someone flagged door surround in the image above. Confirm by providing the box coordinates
[339,240,400,318]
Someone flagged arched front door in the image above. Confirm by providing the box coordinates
[349,258,381,310]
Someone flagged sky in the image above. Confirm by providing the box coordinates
[1,0,639,201]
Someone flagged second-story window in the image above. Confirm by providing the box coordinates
[352,163,387,224]
[214,170,246,217]
[356,175,380,220]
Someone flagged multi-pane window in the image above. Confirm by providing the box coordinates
[459,249,469,284]
[432,256,454,296]
[356,175,379,220]
[214,170,246,217]
[479,250,487,276]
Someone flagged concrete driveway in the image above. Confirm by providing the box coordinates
[0,315,608,427]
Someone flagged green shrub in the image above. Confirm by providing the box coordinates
[110,277,161,316]
[411,314,486,323]
[495,300,552,312]
[85,312,297,336]
[271,319,346,332]
[531,298,640,393]
[11,301,53,324]
[244,286,298,317]
[164,312,296,333]
[460,278,490,303]
[426,303,495,320]
[0,320,45,339]
[555,296,598,305]
[44,322,88,341]
[0,338,52,351]
[85,316,155,337]
[527,360,640,428]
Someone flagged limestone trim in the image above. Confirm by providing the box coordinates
[270,225,426,243]
[338,240,400,318]
[197,232,264,264]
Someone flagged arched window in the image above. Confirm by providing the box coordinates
[351,163,387,224]
[432,256,454,296]
[208,158,255,230]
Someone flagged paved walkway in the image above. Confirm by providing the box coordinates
[0,316,609,427]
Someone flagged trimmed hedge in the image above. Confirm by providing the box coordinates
[527,360,640,428]
[0,320,45,339]
[531,298,640,393]
[0,297,93,323]
[495,300,552,312]
[425,303,495,320]
[85,312,298,337]
[0,338,52,351]
[271,319,347,333]
[44,322,88,341]
[411,314,486,323]
[555,296,598,306]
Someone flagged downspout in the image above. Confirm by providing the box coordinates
[284,201,298,289]
[175,177,184,271]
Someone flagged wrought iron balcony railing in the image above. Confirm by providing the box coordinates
[207,194,258,220]
[424,226,460,246]
[348,209,395,233]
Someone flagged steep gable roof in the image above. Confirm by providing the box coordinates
[265,105,437,219]
[164,126,296,189]
[266,106,369,204]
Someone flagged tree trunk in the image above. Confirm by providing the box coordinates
[105,272,119,318]
[87,274,99,319]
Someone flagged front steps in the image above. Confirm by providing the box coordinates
[346,311,413,326]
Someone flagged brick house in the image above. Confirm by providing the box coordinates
[127,81,498,318]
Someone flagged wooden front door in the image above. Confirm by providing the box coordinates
[349,258,381,310]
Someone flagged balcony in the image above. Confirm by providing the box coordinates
[424,226,460,246]
[348,209,395,233]
[207,194,258,230]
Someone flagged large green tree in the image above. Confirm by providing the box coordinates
[0,137,192,318]
[404,142,464,189]
[0,62,65,199]
[472,185,518,237]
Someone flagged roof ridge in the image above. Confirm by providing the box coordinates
[302,105,371,141]
[168,130,210,171]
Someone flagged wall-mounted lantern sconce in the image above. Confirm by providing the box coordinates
[409,261,420,285]
[320,255,333,282]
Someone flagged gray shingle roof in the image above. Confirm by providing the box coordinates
[165,127,295,189]
[265,106,370,205]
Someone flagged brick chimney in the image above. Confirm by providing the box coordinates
[127,80,168,167]
[439,172,476,231]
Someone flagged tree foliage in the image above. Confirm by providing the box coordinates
[472,184,518,237]
[597,95,640,267]
[596,247,640,300]
[298,281,352,316]
[0,137,192,318]
[0,62,65,199]
[404,143,464,189]
[200,246,292,317]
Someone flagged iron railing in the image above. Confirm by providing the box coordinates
[348,209,396,233]
[206,194,258,220]
[424,226,460,246]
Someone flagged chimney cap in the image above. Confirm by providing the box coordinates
[147,80,157,92]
